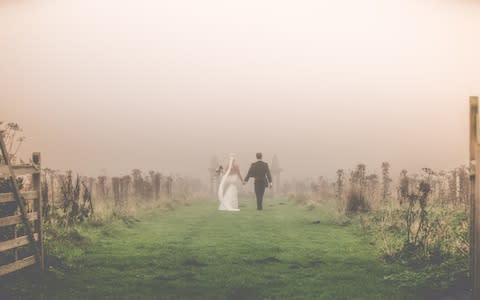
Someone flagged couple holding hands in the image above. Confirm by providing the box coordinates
[218,152,272,211]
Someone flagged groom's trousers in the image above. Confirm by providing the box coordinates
[254,181,266,210]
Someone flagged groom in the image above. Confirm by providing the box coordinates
[244,152,272,210]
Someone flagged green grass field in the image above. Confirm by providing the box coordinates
[1,197,416,300]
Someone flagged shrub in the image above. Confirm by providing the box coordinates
[346,189,370,213]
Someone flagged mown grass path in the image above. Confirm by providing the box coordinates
[1,198,409,300]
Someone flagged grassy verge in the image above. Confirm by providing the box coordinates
[1,197,418,299]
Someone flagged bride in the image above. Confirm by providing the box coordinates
[218,154,244,211]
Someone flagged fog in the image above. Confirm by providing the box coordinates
[1,0,479,180]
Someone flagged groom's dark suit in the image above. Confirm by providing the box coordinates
[244,160,272,210]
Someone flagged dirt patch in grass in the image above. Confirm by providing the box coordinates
[245,256,281,265]
[289,262,303,269]
[288,259,325,269]
[182,258,207,267]
[308,259,324,267]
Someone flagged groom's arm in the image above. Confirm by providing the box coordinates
[244,164,254,182]
[265,163,273,184]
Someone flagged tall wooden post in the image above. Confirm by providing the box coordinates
[112,177,120,207]
[32,152,44,270]
[209,156,219,196]
[154,173,161,201]
[470,96,479,298]
[50,171,55,208]
[271,155,283,196]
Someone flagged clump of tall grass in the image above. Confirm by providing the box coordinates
[363,170,469,291]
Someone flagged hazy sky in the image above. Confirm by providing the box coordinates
[1,0,479,180]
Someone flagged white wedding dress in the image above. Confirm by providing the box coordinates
[218,157,240,211]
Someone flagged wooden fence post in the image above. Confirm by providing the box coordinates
[50,171,55,209]
[112,177,120,207]
[470,96,479,298]
[120,176,131,206]
[154,173,161,201]
[271,155,282,196]
[32,152,44,270]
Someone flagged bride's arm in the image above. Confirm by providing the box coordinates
[238,169,244,183]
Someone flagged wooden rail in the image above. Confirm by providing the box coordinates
[0,164,40,179]
[0,191,38,204]
[0,256,36,277]
[0,131,44,276]
[0,212,38,227]
[0,234,39,252]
